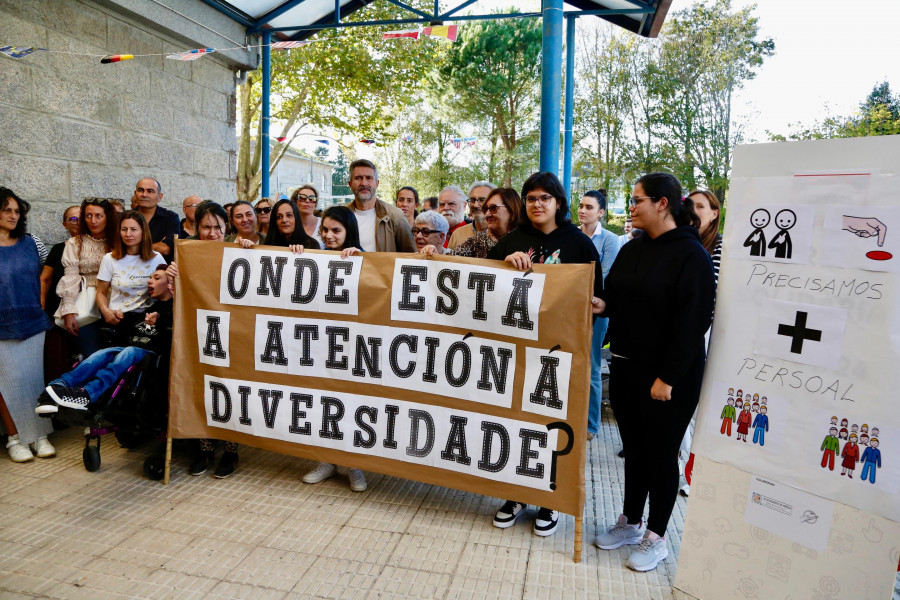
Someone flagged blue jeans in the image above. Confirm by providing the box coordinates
[861,461,877,483]
[50,346,151,404]
[587,316,609,435]
[753,426,765,446]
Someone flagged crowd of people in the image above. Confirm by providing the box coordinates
[0,159,722,573]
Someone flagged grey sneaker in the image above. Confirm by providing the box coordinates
[626,532,668,571]
[595,514,644,549]
[347,468,367,492]
[302,462,336,484]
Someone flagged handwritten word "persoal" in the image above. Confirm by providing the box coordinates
[737,357,855,403]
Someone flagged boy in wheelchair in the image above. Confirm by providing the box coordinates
[36,265,172,414]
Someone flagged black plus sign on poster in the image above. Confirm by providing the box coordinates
[777,311,822,354]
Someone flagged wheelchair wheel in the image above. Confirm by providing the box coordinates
[143,454,166,480]
[83,444,101,472]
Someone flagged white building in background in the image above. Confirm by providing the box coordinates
[249,139,337,208]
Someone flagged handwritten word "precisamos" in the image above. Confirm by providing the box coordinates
[745,264,883,300]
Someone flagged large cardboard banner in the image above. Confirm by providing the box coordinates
[676,136,900,600]
[168,242,593,517]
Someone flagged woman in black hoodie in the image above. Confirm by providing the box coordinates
[487,172,603,537]
[594,172,715,572]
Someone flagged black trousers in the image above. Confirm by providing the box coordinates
[609,355,704,536]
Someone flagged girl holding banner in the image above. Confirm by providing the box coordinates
[594,173,715,572]
[487,172,603,536]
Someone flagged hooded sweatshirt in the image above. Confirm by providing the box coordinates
[601,225,715,385]
[487,222,603,297]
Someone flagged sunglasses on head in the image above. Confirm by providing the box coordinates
[256,206,272,215]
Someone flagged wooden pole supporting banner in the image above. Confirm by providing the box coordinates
[574,515,583,562]
[163,437,172,485]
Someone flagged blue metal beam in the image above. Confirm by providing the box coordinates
[271,7,651,32]
[438,0,479,19]
[249,0,312,33]
[261,30,272,200]
[563,15,576,198]
[381,0,434,20]
[539,0,563,174]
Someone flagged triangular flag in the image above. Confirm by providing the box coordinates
[451,138,462,149]
[383,29,421,40]
[272,41,311,49]
[167,48,214,61]
[0,46,40,59]
[315,139,330,145]
[423,25,458,41]
[100,54,134,64]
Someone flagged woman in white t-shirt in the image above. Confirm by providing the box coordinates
[95,210,165,326]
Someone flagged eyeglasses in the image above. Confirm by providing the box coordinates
[67,216,80,223]
[256,207,272,215]
[484,204,507,215]
[628,195,655,208]
[295,194,317,203]
[525,194,554,206]
[411,227,442,237]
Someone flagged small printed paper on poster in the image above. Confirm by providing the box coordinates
[744,475,834,552]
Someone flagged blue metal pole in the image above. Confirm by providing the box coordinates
[563,15,575,198]
[261,31,271,200]
[539,0,563,174]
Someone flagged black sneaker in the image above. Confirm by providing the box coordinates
[35,389,59,415]
[533,507,559,536]
[46,385,90,411]
[214,451,239,479]
[493,500,527,528]
[189,450,215,476]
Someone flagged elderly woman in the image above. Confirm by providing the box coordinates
[413,211,449,253]
[0,188,55,462]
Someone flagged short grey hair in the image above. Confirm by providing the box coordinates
[438,185,467,205]
[468,181,497,196]
[415,210,449,235]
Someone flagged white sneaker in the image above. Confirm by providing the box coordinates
[533,507,559,536]
[347,468,367,492]
[32,437,56,458]
[679,483,690,497]
[493,500,527,528]
[595,514,644,549]
[302,462,336,484]
[6,435,34,462]
[626,531,669,571]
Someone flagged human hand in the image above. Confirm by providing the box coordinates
[591,297,605,315]
[289,244,305,254]
[145,312,159,326]
[340,247,361,259]
[102,307,123,325]
[504,251,532,271]
[419,245,440,256]
[843,216,887,247]
[650,378,672,401]
[63,313,79,336]
[236,236,255,249]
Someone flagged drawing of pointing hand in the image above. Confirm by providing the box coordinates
[862,518,883,543]
[843,215,887,247]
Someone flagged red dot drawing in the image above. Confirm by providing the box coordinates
[866,250,892,261]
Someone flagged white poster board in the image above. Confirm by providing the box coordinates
[675,136,900,600]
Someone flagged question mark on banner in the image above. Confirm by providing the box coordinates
[546,421,574,491]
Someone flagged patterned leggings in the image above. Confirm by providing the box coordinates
[198,438,238,453]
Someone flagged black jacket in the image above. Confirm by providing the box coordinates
[117,298,174,355]
[487,222,603,298]
[601,226,715,385]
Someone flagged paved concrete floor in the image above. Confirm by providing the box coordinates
[2,405,897,599]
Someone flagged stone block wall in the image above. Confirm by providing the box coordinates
[0,0,255,244]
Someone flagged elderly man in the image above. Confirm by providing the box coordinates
[346,159,414,252]
[179,195,202,239]
[133,178,179,261]
[448,181,496,249]
[437,185,468,249]
[413,211,449,253]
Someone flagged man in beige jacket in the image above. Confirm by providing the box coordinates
[346,159,415,252]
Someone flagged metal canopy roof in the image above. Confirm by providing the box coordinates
[201,0,671,40]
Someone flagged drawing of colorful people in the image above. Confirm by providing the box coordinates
[860,438,881,484]
[720,397,736,436]
[728,388,734,397]
[841,418,849,429]
[851,424,859,435]
[830,416,838,426]
[860,433,869,447]
[839,427,849,441]
[861,424,869,435]
[871,427,879,438]
[821,427,839,471]
[736,402,752,442]
[752,405,769,446]
[841,433,860,478]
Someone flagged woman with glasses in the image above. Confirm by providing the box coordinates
[55,198,119,357]
[253,198,273,238]
[291,185,324,249]
[421,188,522,259]
[412,211,449,253]
[265,199,320,249]
[395,186,420,229]
[593,172,714,572]
[486,172,603,538]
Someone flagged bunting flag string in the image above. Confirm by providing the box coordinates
[382,24,457,42]
[167,48,215,61]
[0,46,44,59]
